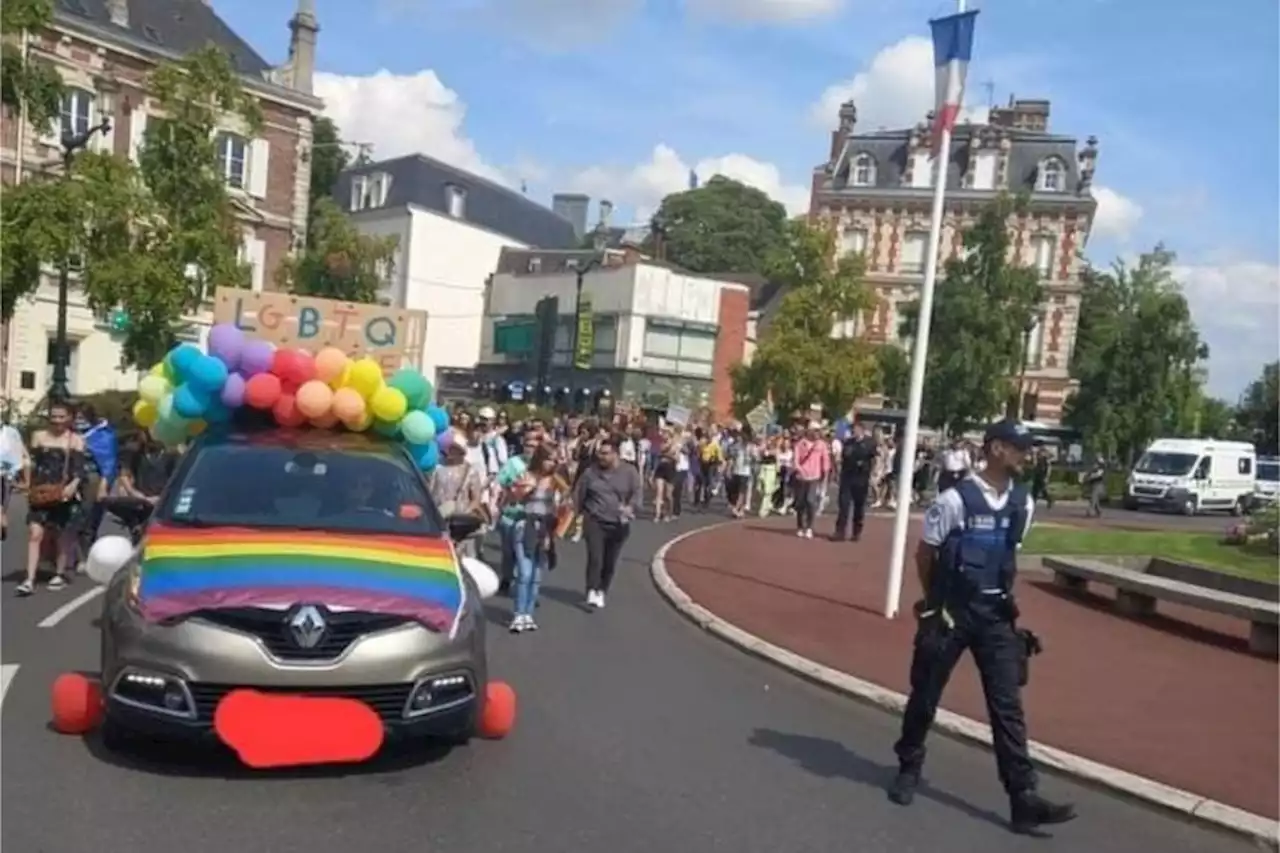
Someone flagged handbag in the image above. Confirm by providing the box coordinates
[436,466,474,519]
[29,441,71,509]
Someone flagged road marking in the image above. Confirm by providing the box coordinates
[0,664,18,712]
[38,586,104,628]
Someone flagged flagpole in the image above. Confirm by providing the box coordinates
[883,0,968,619]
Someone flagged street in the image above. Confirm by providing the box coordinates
[0,502,1252,853]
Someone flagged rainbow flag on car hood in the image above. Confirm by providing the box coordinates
[137,524,465,634]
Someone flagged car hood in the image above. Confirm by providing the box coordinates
[135,523,465,635]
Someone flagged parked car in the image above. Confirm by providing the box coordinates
[88,428,498,755]
[1251,456,1279,510]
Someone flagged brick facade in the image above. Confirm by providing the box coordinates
[711,286,750,419]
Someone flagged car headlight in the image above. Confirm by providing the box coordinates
[403,673,474,718]
[109,668,197,719]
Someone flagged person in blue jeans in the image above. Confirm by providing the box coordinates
[506,445,566,633]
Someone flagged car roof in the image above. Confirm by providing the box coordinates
[196,428,406,456]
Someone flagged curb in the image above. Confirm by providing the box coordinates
[650,522,1280,849]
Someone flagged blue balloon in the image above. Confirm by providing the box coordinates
[203,398,232,424]
[172,383,209,419]
[187,355,229,394]
[425,404,450,435]
[409,441,439,472]
[168,344,203,379]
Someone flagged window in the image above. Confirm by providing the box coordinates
[217,132,248,189]
[641,322,715,377]
[1032,235,1055,277]
[446,185,467,218]
[1038,158,1064,192]
[494,319,537,355]
[841,228,868,257]
[59,87,93,142]
[1024,313,1044,370]
[1238,457,1253,476]
[19,371,35,391]
[350,173,388,211]
[851,153,876,187]
[527,257,542,274]
[551,315,618,366]
[900,231,928,274]
[1193,457,1210,479]
[970,150,997,190]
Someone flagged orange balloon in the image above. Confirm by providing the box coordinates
[478,680,517,739]
[51,672,103,735]
[314,347,349,385]
[295,380,334,419]
[310,412,339,429]
[344,411,373,432]
[331,387,365,422]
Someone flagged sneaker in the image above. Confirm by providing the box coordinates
[804,529,814,539]
[795,529,806,538]
[15,580,34,597]
[595,591,606,609]
[47,574,67,590]
[1009,791,1076,834]
[585,590,600,608]
[508,615,526,633]
[887,769,920,806]
[525,616,539,631]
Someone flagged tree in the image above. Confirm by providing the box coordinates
[897,195,1044,434]
[1063,247,1207,463]
[730,219,878,417]
[276,196,398,303]
[0,0,65,319]
[874,345,911,406]
[1237,361,1279,454]
[309,116,348,204]
[647,176,788,276]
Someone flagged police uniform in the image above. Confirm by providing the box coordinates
[834,431,876,540]
[889,420,1075,833]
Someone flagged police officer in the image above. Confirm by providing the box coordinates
[833,420,876,541]
[887,419,1076,834]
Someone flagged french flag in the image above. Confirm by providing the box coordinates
[930,9,979,152]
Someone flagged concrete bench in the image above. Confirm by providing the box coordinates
[1042,556,1280,656]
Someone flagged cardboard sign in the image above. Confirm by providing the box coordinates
[665,405,691,427]
[214,288,427,376]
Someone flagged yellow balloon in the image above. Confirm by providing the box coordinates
[187,419,208,436]
[345,411,374,432]
[370,386,407,422]
[148,362,167,378]
[348,357,384,399]
[133,399,158,428]
[329,362,352,391]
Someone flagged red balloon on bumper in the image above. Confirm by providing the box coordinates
[51,673,103,734]
[479,680,516,739]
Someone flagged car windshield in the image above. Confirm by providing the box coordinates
[1259,462,1279,483]
[1134,452,1198,476]
[156,440,443,536]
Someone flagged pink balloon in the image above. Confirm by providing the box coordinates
[331,387,366,422]
[310,412,339,429]
[314,347,349,384]
[295,380,334,419]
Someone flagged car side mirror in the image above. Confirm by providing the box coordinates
[447,513,483,543]
[85,535,136,585]
[459,556,499,600]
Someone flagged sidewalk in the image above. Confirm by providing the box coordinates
[662,515,1279,821]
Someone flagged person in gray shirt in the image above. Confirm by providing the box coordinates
[572,434,642,610]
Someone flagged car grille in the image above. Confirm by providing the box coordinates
[1132,486,1165,497]
[193,608,411,661]
[187,682,414,724]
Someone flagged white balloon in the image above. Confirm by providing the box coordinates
[460,556,499,600]
[85,535,135,586]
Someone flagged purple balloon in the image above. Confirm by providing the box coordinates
[220,372,246,408]
[239,339,275,377]
[207,323,245,370]
[437,429,454,452]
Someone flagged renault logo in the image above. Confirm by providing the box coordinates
[288,605,327,649]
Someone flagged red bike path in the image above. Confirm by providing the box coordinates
[664,515,1279,819]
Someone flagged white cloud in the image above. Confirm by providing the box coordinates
[687,0,842,23]
[1174,260,1280,396]
[810,36,984,132]
[1090,185,1144,242]
[567,144,810,220]
[314,70,505,183]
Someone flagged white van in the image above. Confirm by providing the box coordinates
[1125,438,1257,515]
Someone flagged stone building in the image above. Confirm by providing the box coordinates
[810,96,1100,424]
[0,0,323,411]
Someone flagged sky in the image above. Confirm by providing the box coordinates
[211,0,1278,399]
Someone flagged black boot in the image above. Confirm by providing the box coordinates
[887,768,920,806]
[1010,791,1076,834]
[852,525,863,542]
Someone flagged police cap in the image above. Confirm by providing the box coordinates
[983,418,1035,451]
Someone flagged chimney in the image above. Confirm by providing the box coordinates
[829,99,857,162]
[551,193,589,240]
[989,97,1051,132]
[598,199,613,229]
[106,0,128,27]
[287,0,319,95]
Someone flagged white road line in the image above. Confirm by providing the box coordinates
[38,586,104,628]
[0,664,18,712]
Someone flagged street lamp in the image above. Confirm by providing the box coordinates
[569,229,607,412]
[48,117,112,404]
[1011,316,1037,420]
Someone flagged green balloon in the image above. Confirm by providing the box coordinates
[152,417,186,446]
[372,418,400,438]
[389,368,430,410]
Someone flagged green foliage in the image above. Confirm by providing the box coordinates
[278,196,398,303]
[648,176,789,276]
[1237,361,1279,454]
[1063,246,1207,463]
[898,195,1044,433]
[309,116,348,203]
[874,345,910,405]
[0,0,64,138]
[731,219,878,417]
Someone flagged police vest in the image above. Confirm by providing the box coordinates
[932,478,1028,608]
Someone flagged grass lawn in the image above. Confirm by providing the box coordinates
[1022,527,1279,584]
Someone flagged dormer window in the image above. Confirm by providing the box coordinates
[446,184,467,218]
[527,257,542,274]
[1038,157,1065,192]
[851,153,876,187]
[350,172,389,212]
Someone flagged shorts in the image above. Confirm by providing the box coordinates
[726,474,750,504]
[655,460,676,482]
